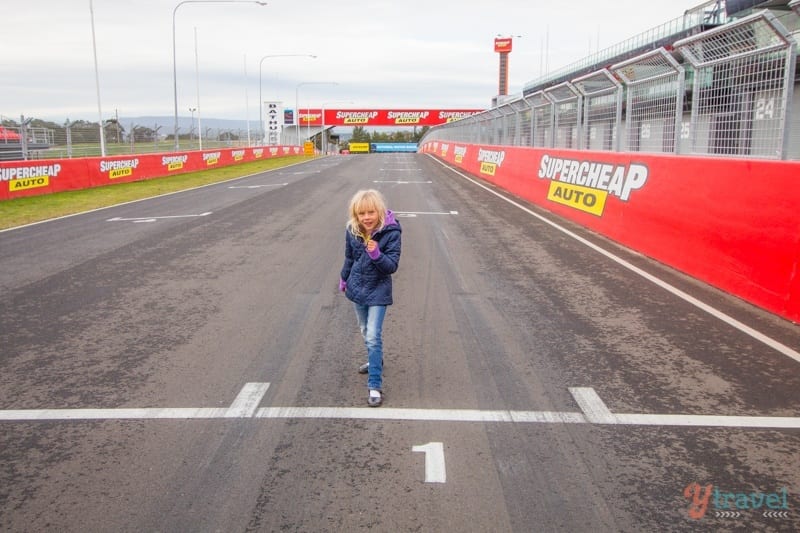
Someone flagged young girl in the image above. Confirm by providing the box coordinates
[339,189,402,407]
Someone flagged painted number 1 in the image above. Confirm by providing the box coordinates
[412,442,446,483]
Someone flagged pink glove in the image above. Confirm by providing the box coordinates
[339,279,347,292]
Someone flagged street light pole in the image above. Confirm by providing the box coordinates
[89,0,106,156]
[244,54,250,147]
[295,81,338,146]
[189,107,196,146]
[172,0,267,151]
[258,54,316,146]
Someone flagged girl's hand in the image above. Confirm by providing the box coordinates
[366,239,381,259]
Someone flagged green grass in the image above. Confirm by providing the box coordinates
[0,155,313,230]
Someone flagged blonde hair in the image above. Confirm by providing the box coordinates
[346,189,387,239]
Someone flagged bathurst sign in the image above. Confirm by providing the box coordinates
[297,109,483,127]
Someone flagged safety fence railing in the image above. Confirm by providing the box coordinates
[572,69,623,152]
[611,48,685,154]
[422,11,798,161]
[0,119,258,161]
[528,92,553,149]
[675,11,797,158]
[545,82,582,150]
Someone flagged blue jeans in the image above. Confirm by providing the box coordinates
[353,303,386,390]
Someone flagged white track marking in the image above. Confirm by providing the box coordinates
[569,387,617,424]
[428,156,800,365]
[255,407,584,423]
[373,180,432,184]
[0,408,228,420]
[228,183,288,189]
[3,386,800,429]
[3,406,799,428]
[412,442,447,483]
[395,211,458,217]
[107,212,212,222]
[612,413,800,428]
[225,382,270,418]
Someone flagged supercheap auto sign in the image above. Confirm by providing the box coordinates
[0,146,304,200]
[297,109,483,126]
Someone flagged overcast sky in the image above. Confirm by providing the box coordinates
[3,0,707,124]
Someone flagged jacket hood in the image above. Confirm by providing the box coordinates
[384,209,398,229]
[378,209,401,235]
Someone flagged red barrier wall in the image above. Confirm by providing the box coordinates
[421,140,800,323]
[0,145,303,201]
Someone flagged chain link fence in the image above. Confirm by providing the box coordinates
[422,10,799,161]
[573,69,623,152]
[676,11,797,158]
[0,117,256,161]
[612,48,685,154]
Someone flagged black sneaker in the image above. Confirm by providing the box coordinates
[358,362,369,374]
[368,389,382,407]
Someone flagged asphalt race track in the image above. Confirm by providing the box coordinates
[1,153,798,532]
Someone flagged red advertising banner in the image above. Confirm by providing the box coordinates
[0,145,303,201]
[494,38,513,53]
[296,109,484,127]
[421,140,800,323]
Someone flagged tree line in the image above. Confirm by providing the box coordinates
[0,117,167,144]
[2,118,428,145]
[348,126,430,143]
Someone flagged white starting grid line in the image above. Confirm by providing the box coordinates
[107,212,212,223]
[395,211,458,218]
[374,180,433,184]
[2,384,799,429]
[228,183,288,189]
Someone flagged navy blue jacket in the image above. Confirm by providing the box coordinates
[340,210,402,306]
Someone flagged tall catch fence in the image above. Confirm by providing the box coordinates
[0,117,255,161]
[422,11,798,161]
[676,11,797,158]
